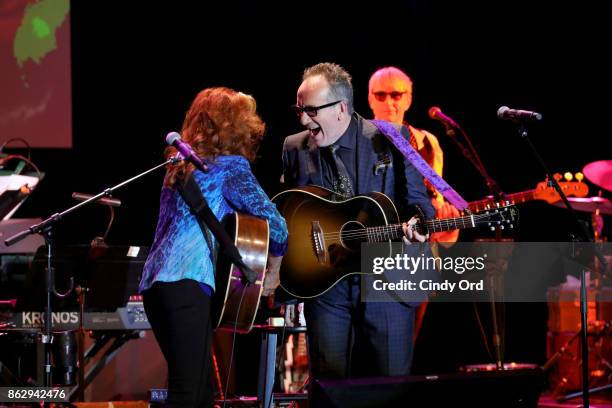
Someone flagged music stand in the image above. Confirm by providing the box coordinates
[23,245,149,311]
[80,245,149,312]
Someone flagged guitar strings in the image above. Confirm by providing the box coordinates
[319,212,506,241]
[320,213,492,238]
[323,215,498,239]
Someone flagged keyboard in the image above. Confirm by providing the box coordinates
[1,299,150,331]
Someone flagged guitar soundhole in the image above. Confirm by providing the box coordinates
[339,221,366,252]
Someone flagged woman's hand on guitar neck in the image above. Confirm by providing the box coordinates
[402,217,429,244]
[262,255,283,297]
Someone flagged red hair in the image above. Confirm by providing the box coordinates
[165,87,265,186]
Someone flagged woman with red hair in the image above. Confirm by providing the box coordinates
[140,87,287,407]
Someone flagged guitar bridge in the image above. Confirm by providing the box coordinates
[311,221,328,264]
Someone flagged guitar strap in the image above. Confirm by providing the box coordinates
[371,120,469,211]
[176,173,257,284]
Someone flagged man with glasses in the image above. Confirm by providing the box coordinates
[280,62,434,379]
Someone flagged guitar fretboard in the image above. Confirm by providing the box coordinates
[364,214,484,242]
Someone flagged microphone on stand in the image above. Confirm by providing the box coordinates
[497,106,542,122]
[428,106,459,136]
[165,132,209,172]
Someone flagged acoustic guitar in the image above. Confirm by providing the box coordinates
[272,186,518,298]
[212,213,269,333]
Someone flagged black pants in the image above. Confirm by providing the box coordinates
[305,276,415,379]
[143,279,213,408]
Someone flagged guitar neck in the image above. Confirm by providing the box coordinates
[419,216,480,234]
[468,190,535,213]
[365,215,479,242]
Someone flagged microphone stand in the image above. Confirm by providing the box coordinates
[515,124,607,408]
[441,119,508,371]
[443,124,505,202]
[4,156,180,388]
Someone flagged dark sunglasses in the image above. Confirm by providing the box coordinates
[291,100,342,118]
[373,91,406,102]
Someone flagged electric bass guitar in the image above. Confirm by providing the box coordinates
[468,176,588,212]
[272,186,518,298]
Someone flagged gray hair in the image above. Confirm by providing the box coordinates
[303,62,354,115]
[368,66,413,96]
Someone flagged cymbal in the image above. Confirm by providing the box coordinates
[584,160,612,192]
[553,196,612,215]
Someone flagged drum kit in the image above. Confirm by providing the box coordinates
[552,160,612,241]
[547,160,612,398]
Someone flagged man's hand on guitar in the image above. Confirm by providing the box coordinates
[262,255,283,297]
[402,217,429,244]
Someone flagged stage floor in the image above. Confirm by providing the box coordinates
[539,391,612,408]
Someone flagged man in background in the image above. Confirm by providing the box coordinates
[368,66,460,338]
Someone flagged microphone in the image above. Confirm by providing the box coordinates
[428,107,459,135]
[497,106,542,122]
[72,192,122,207]
[165,132,208,172]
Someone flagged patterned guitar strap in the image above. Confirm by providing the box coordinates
[371,120,468,212]
[176,174,218,266]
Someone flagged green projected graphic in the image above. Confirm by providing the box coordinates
[1,0,72,148]
[13,0,69,67]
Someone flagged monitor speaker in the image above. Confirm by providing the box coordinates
[310,369,544,408]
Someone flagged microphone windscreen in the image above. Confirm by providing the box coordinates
[428,106,441,119]
[496,106,509,119]
[165,132,181,145]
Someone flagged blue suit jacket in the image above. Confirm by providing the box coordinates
[281,114,435,219]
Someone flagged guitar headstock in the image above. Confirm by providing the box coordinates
[473,204,519,231]
[534,172,589,203]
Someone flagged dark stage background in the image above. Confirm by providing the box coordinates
[5,0,610,379]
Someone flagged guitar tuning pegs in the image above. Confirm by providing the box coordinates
[575,172,584,182]
[564,172,573,181]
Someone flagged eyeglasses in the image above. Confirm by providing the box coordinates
[291,100,342,118]
[373,91,406,102]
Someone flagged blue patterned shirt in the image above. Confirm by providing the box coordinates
[139,155,288,293]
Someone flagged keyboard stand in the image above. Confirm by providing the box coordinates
[69,330,145,401]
